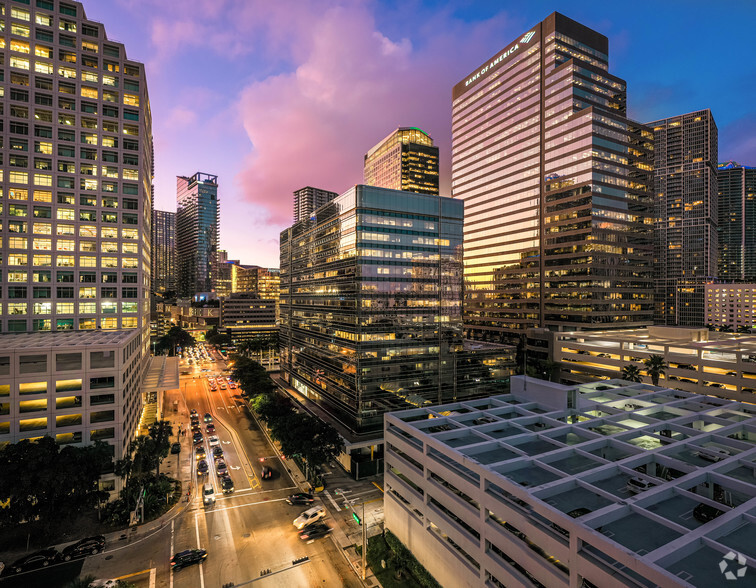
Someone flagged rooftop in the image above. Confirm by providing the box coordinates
[386,376,756,586]
[0,329,139,351]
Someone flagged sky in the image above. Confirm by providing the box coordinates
[83,0,756,268]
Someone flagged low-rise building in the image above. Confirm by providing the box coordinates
[220,293,277,345]
[706,283,756,331]
[385,376,756,588]
[552,326,756,403]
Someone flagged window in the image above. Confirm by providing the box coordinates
[8,271,28,282]
[79,302,96,313]
[57,145,74,157]
[101,287,117,298]
[56,286,73,298]
[103,74,117,87]
[123,214,138,225]
[56,353,81,371]
[10,171,29,183]
[35,93,53,105]
[32,254,51,266]
[33,286,50,298]
[36,141,53,154]
[33,190,51,202]
[89,376,115,390]
[36,29,54,42]
[82,56,98,69]
[122,273,137,283]
[122,287,138,298]
[103,45,119,58]
[81,117,97,129]
[122,168,138,180]
[81,86,98,99]
[32,238,50,250]
[55,208,73,220]
[20,355,47,374]
[11,138,28,151]
[10,40,30,54]
[33,173,51,186]
[103,105,119,118]
[80,178,98,191]
[11,121,29,135]
[10,56,30,70]
[8,302,28,315]
[102,213,118,224]
[81,132,98,145]
[81,102,98,114]
[34,62,53,75]
[79,272,96,282]
[33,223,52,234]
[57,302,74,314]
[79,211,96,221]
[79,225,97,238]
[102,151,118,163]
[58,162,75,174]
[80,148,97,160]
[34,270,51,282]
[80,195,96,206]
[10,88,29,102]
[56,255,74,267]
[9,204,28,217]
[58,97,75,110]
[81,40,98,53]
[79,287,96,299]
[35,12,53,26]
[56,240,74,252]
[58,112,75,125]
[35,125,52,138]
[34,159,52,171]
[123,94,139,107]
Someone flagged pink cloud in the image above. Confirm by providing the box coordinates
[235,3,511,228]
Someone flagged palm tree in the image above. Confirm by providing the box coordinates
[737,325,752,334]
[621,364,643,383]
[148,420,173,477]
[643,355,668,386]
[719,324,733,333]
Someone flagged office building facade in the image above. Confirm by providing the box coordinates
[0,0,153,471]
[706,283,756,331]
[292,185,337,224]
[717,161,756,281]
[176,172,219,296]
[452,13,654,344]
[280,185,515,474]
[151,209,175,295]
[647,110,719,325]
[385,376,756,588]
[220,292,277,344]
[363,127,440,195]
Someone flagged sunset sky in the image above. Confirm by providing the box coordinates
[84,0,756,267]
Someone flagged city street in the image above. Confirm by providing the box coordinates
[73,352,362,587]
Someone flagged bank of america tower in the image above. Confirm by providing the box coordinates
[452,13,654,343]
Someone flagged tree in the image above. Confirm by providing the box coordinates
[621,364,643,383]
[737,325,752,334]
[155,326,196,356]
[148,420,173,477]
[643,355,668,387]
[232,355,275,397]
[719,324,733,333]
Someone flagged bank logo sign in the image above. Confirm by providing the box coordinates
[520,31,536,43]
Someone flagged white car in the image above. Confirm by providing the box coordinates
[88,580,121,588]
[208,435,220,447]
[293,505,326,529]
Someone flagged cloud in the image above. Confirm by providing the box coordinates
[235,2,511,227]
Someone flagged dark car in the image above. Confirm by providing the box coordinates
[190,409,198,417]
[221,474,235,494]
[61,535,106,561]
[212,445,224,459]
[261,465,274,480]
[7,548,60,573]
[206,424,216,434]
[170,442,181,454]
[197,459,209,475]
[298,523,332,541]
[193,432,203,444]
[693,503,725,523]
[204,413,213,423]
[286,493,315,506]
[216,460,227,476]
[170,548,207,571]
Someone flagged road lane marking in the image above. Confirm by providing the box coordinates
[149,567,156,588]
[323,490,341,511]
[372,481,384,493]
[195,512,205,588]
[115,568,152,580]
[169,520,174,588]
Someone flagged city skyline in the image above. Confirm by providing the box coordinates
[81,1,756,268]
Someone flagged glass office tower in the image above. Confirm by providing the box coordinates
[364,127,440,196]
[151,209,175,295]
[176,172,219,296]
[718,161,756,282]
[280,185,514,444]
[452,12,654,343]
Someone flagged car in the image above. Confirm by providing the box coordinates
[216,460,228,476]
[298,523,332,541]
[61,535,106,561]
[693,503,725,523]
[626,476,654,494]
[208,435,220,447]
[204,413,213,423]
[195,446,206,460]
[88,580,123,588]
[212,445,224,459]
[286,493,315,506]
[229,382,237,389]
[197,459,209,475]
[193,432,204,445]
[170,442,181,454]
[191,423,201,433]
[170,548,208,571]
[6,548,60,573]
[203,483,215,507]
[220,475,234,494]
[261,465,274,480]
[293,505,326,529]
[190,409,198,417]
[206,424,216,434]
[190,416,200,425]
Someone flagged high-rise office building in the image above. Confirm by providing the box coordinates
[718,161,756,281]
[364,127,440,195]
[647,110,718,325]
[151,209,176,295]
[452,13,654,344]
[280,185,515,476]
[0,0,153,476]
[176,172,219,296]
[292,186,337,223]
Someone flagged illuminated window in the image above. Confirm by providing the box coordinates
[32,255,51,266]
[11,24,30,38]
[79,287,96,299]
[8,302,28,314]
[35,45,52,58]
[57,224,74,236]
[56,240,74,252]
[32,239,51,250]
[33,223,52,234]
[33,190,52,202]
[8,272,28,282]
[79,256,96,267]
[122,168,138,180]
[35,141,52,154]
[9,188,28,200]
[122,228,138,239]
[59,19,76,32]
[9,237,28,249]
[10,56,30,70]
[8,253,28,265]
[35,13,52,26]
[57,208,75,220]
[122,258,138,269]
[81,87,98,99]
[80,179,98,191]
[33,173,52,186]
[58,66,76,78]
[79,302,96,313]
[34,62,53,74]
[56,255,74,267]
[103,75,117,87]
[101,257,118,268]
[57,303,74,314]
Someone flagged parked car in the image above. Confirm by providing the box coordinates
[170,442,181,454]
[286,493,315,506]
[6,548,60,573]
[298,523,332,541]
[61,535,106,561]
[693,503,725,523]
[293,505,326,529]
[170,549,207,571]
[197,459,209,475]
[204,413,213,423]
[261,465,274,480]
[626,476,655,494]
[221,474,235,494]
[216,460,228,476]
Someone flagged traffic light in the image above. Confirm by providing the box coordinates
[352,511,362,525]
